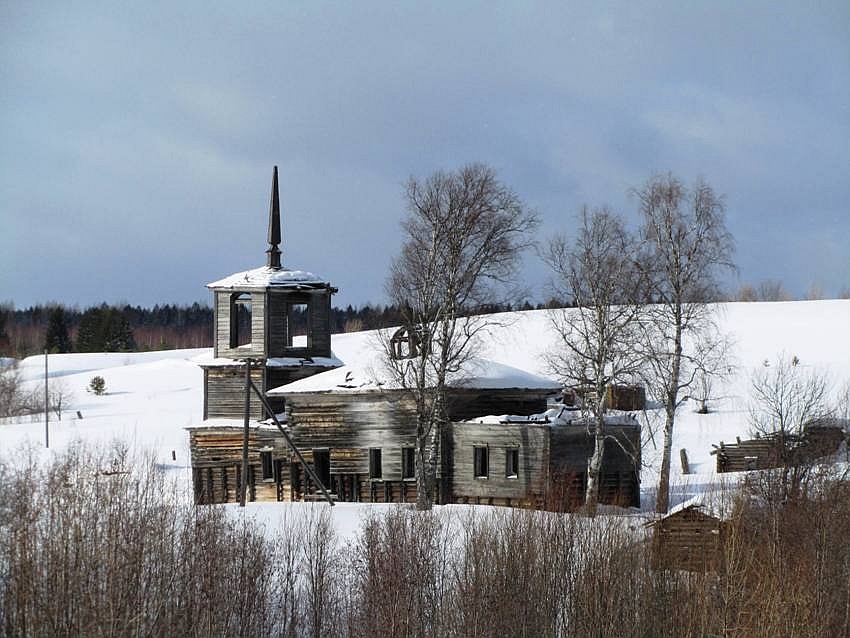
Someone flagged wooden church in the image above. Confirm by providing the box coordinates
[187,168,641,510]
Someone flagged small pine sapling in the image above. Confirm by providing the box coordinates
[88,376,106,396]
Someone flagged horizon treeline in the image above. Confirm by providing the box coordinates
[1,281,848,359]
[0,300,551,359]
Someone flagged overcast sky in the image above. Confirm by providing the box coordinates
[2,2,848,309]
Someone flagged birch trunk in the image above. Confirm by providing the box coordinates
[656,307,683,514]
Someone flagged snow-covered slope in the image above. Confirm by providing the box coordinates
[1,349,205,469]
[2,301,848,510]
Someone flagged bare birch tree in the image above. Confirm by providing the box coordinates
[383,163,538,510]
[749,354,834,500]
[635,174,735,513]
[545,207,645,517]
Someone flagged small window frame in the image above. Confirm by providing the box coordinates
[401,447,415,480]
[505,447,519,479]
[286,301,311,351]
[369,448,383,480]
[473,446,489,479]
[260,448,275,482]
[229,292,253,349]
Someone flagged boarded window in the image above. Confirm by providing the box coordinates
[401,447,415,479]
[230,293,252,348]
[474,446,489,479]
[506,447,519,478]
[369,448,382,479]
[260,449,274,481]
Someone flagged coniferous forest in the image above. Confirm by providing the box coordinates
[0,301,551,359]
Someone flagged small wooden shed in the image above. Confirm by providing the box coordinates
[649,494,735,572]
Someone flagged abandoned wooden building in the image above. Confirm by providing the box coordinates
[648,494,736,572]
[187,167,642,510]
[711,418,849,473]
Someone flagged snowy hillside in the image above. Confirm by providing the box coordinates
[2,300,849,513]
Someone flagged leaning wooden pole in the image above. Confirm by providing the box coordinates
[247,380,335,506]
[239,359,252,507]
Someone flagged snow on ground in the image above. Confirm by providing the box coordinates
[1,348,206,471]
[1,300,848,536]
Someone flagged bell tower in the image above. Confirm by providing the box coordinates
[200,166,340,419]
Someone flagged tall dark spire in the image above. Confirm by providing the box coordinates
[266,165,282,269]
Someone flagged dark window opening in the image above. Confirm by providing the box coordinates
[260,449,274,481]
[229,293,253,348]
[369,448,382,479]
[402,447,415,480]
[474,446,489,479]
[313,448,331,489]
[287,302,310,347]
[506,448,519,478]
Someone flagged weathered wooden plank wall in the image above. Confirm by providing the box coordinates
[286,393,421,480]
[450,422,549,505]
[214,291,267,359]
[447,389,551,420]
[309,292,332,357]
[204,367,266,420]
[549,425,641,508]
[266,290,333,358]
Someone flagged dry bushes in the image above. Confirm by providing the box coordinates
[0,443,317,637]
[1,445,848,637]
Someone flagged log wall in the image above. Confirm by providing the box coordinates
[712,427,846,473]
[650,507,723,572]
[188,427,290,504]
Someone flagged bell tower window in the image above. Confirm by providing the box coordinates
[230,293,253,348]
[287,302,310,348]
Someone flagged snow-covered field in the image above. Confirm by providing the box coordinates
[2,300,848,535]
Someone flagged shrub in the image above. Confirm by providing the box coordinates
[88,375,106,395]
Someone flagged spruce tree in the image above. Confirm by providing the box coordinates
[102,309,135,352]
[76,307,104,352]
[0,305,9,355]
[44,306,72,353]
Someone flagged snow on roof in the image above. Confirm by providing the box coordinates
[665,491,738,520]
[206,265,329,289]
[185,415,287,431]
[269,356,562,395]
[467,407,639,427]
[192,351,343,369]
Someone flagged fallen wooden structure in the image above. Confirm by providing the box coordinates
[711,421,848,473]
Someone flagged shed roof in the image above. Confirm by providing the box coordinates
[664,491,738,521]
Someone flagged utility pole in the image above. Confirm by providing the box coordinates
[44,349,49,448]
[239,358,252,507]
